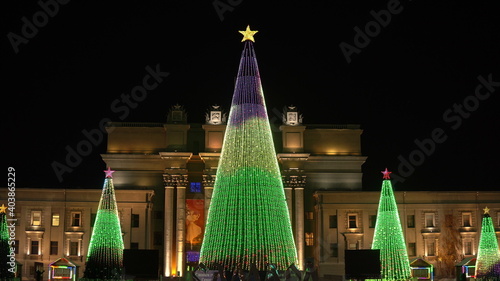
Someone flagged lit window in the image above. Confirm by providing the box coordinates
[425,213,435,228]
[306,212,314,220]
[305,233,314,246]
[31,211,42,226]
[462,212,472,227]
[71,212,81,227]
[190,182,202,193]
[348,214,358,229]
[52,214,60,226]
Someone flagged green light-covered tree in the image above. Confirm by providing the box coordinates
[372,169,411,281]
[0,204,16,280]
[199,26,298,271]
[84,168,124,280]
[476,207,500,280]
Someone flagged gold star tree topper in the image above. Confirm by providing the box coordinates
[239,25,258,42]
[484,206,490,214]
[0,204,7,214]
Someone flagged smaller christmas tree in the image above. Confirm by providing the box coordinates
[372,169,411,281]
[0,204,16,280]
[476,207,500,280]
[84,168,124,280]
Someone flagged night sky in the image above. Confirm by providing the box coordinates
[2,1,499,191]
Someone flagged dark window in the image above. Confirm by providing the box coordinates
[71,212,81,227]
[330,243,338,257]
[464,241,472,255]
[91,213,97,227]
[69,241,79,256]
[329,215,337,228]
[50,241,58,255]
[407,215,415,228]
[130,242,139,250]
[131,214,140,228]
[369,215,377,228]
[14,240,19,254]
[408,242,416,256]
[31,240,39,255]
[348,215,357,228]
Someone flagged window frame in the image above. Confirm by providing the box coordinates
[71,212,82,227]
[347,213,358,229]
[31,210,42,226]
[462,212,472,227]
[424,213,435,228]
[52,213,60,227]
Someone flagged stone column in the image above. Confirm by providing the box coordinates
[295,187,305,270]
[204,186,214,223]
[176,186,186,277]
[164,186,174,277]
[284,187,293,223]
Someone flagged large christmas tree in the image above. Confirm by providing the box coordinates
[476,207,500,280]
[0,204,15,280]
[199,26,298,271]
[372,169,411,281]
[84,168,124,280]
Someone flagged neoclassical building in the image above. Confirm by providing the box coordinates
[3,105,500,280]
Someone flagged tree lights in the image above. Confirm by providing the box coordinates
[476,207,500,280]
[199,27,298,271]
[84,168,124,280]
[371,169,411,281]
[0,204,15,279]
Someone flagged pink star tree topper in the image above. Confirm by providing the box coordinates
[381,168,392,180]
[104,167,115,178]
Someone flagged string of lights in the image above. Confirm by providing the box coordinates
[476,207,500,280]
[199,29,298,271]
[372,169,411,281]
[84,168,124,280]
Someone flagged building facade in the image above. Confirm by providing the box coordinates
[102,104,365,277]
[315,190,500,279]
[0,188,154,280]
[3,105,500,280]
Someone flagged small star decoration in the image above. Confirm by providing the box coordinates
[104,167,115,178]
[484,206,490,215]
[0,204,7,214]
[381,168,392,180]
[239,25,258,42]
